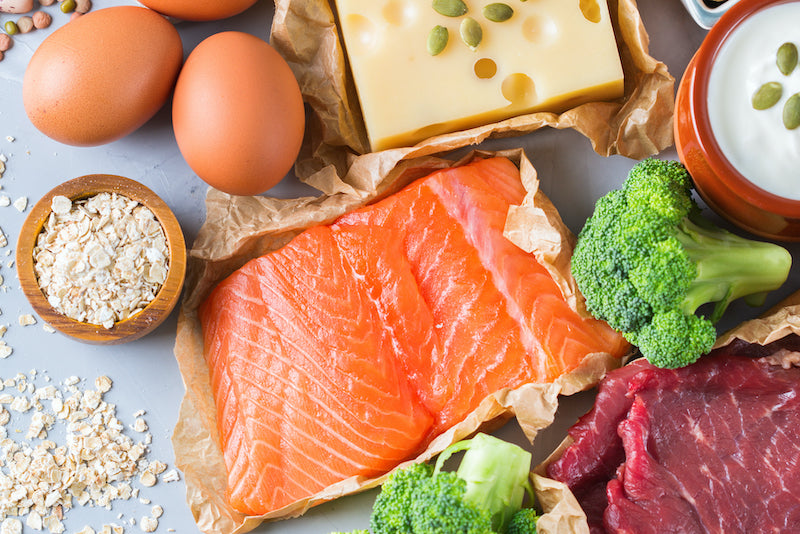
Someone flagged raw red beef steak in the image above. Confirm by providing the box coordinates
[547,343,800,533]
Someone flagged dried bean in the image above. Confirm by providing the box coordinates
[0,33,12,52]
[16,15,33,33]
[32,10,51,29]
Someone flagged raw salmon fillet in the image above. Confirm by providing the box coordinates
[199,156,628,516]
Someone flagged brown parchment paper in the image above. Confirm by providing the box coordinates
[172,148,627,534]
[270,0,676,183]
[529,290,800,534]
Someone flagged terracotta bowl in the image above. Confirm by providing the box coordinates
[16,174,186,344]
[675,0,800,241]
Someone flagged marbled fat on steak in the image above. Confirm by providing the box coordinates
[547,344,800,533]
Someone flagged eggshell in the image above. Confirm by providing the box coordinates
[172,32,305,196]
[138,0,258,21]
[23,6,182,147]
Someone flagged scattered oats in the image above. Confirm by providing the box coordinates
[0,273,3,285]
[132,417,148,433]
[139,516,157,533]
[144,432,152,445]
[64,375,79,386]
[0,518,22,534]
[0,226,6,248]
[42,514,64,534]
[42,323,56,334]
[161,468,180,483]
[76,527,96,534]
[0,372,170,530]
[167,530,175,533]
[95,375,112,393]
[150,505,163,519]
[139,497,151,505]
[139,471,156,487]
[32,192,170,329]
[133,409,145,417]
[6,136,14,142]
[26,511,43,530]
[148,459,167,475]
[0,154,5,162]
[6,259,13,268]
[0,342,8,359]
[0,195,9,207]
[9,395,30,412]
[26,410,53,439]
[12,197,27,212]
[18,314,36,326]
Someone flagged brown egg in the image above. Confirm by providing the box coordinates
[172,32,305,196]
[138,0,258,21]
[23,6,182,147]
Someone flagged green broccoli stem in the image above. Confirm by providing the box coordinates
[676,217,792,323]
[434,433,534,534]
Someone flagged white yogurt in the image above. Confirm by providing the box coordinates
[707,2,800,200]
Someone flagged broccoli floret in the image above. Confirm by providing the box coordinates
[572,158,792,369]
[506,508,539,534]
[368,433,539,534]
[629,309,717,369]
[370,462,433,534]
[409,471,493,533]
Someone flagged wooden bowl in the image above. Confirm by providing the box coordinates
[16,174,187,344]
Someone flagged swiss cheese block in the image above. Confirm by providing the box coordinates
[334,0,625,151]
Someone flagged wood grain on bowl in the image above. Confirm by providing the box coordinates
[16,174,186,345]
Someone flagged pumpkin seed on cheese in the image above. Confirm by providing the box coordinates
[334,0,625,151]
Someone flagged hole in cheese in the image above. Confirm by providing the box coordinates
[474,58,497,79]
[413,122,448,141]
[521,14,558,45]
[382,0,417,26]
[580,0,601,23]
[502,73,536,105]
[345,14,378,54]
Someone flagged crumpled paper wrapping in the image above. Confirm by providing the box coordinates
[172,148,627,534]
[530,290,800,534]
[270,0,675,183]
[172,0,673,528]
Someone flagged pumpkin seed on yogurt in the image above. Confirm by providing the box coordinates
[782,93,800,130]
[751,81,783,110]
[777,42,798,76]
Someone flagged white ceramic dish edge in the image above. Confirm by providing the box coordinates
[680,0,740,29]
